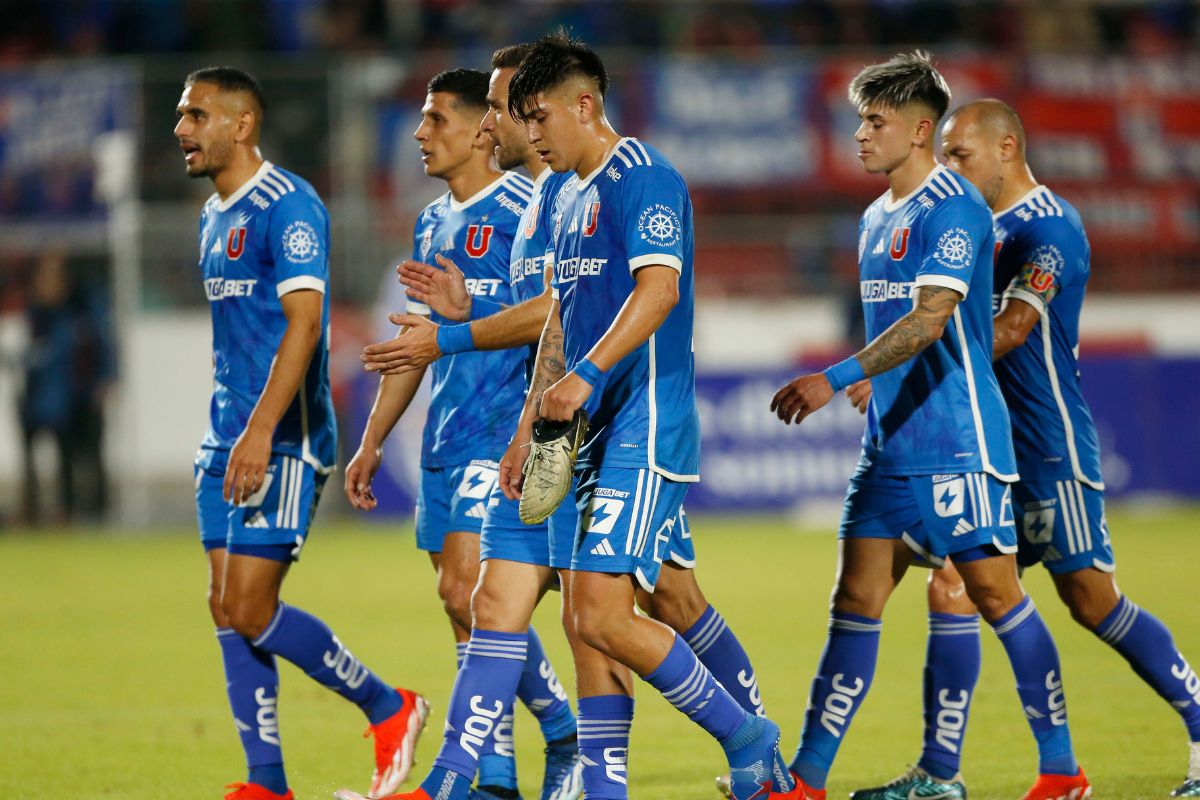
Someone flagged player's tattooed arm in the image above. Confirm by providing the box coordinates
[529,325,566,414]
[499,303,564,499]
[855,285,961,377]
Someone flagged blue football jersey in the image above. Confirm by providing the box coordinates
[510,168,572,389]
[857,165,1017,479]
[196,161,336,472]
[993,185,1103,488]
[408,172,530,467]
[549,138,700,481]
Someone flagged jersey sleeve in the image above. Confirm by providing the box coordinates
[915,196,990,299]
[268,191,329,297]
[1001,217,1085,314]
[620,166,688,275]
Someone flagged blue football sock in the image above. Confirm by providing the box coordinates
[791,611,882,791]
[644,634,750,744]
[248,764,288,796]
[1094,595,1200,741]
[577,694,633,800]
[456,641,468,668]
[683,604,766,717]
[431,629,527,794]
[989,596,1077,776]
[252,603,399,724]
[918,613,981,781]
[217,628,287,793]
[418,767,472,800]
[517,625,577,744]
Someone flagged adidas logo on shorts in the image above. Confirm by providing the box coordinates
[590,538,616,556]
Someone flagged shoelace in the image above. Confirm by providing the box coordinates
[879,766,924,787]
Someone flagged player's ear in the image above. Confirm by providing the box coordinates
[998,132,1019,163]
[577,91,597,124]
[913,116,935,148]
[235,109,257,144]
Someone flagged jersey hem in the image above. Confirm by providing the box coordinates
[915,273,969,299]
[629,253,683,273]
[1002,287,1045,314]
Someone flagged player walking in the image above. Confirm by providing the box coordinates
[176,67,426,800]
[343,68,577,799]
[770,53,1090,800]
[850,99,1200,800]
[347,42,773,800]
[505,32,798,800]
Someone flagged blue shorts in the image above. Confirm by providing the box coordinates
[1015,478,1114,575]
[415,460,499,553]
[571,465,696,592]
[195,453,327,562]
[480,478,578,569]
[839,465,1017,567]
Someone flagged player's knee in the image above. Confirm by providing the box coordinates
[206,586,228,627]
[470,579,514,630]
[646,570,708,632]
[572,595,625,656]
[221,596,273,640]
[831,578,888,618]
[927,570,976,615]
[437,574,474,630]
[1058,576,1120,630]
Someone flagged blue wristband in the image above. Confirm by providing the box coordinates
[824,356,866,392]
[435,323,475,355]
[469,296,504,321]
[573,358,605,387]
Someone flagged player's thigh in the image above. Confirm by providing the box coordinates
[572,465,689,594]
[417,459,499,553]
[472,558,552,631]
[1013,478,1115,576]
[908,473,1019,567]
[480,480,554,568]
[197,452,323,563]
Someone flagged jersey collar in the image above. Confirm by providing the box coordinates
[992,184,1046,220]
[881,163,948,213]
[574,137,630,191]
[215,160,274,212]
[448,172,510,212]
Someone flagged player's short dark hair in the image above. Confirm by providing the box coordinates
[491,43,533,71]
[427,68,490,113]
[848,50,951,122]
[507,30,609,121]
[184,66,267,114]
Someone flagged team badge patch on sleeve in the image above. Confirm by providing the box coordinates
[637,204,681,247]
[933,227,973,270]
[282,220,321,264]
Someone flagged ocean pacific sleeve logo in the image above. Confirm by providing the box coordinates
[281,220,321,264]
[1015,243,1065,303]
[933,227,973,270]
[637,203,682,248]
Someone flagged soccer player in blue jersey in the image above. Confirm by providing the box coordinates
[343,67,576,800]
[350,43,773,800]
[769,54,1089,800]
[175,67,427,800]
[849,99,1200,800]
[498,32,798,800]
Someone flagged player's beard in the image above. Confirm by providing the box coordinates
[494,139,527,172]
[187,138,232,179]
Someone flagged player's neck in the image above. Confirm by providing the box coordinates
[212,147,265,201]
[445,163,505,204]
[886,150,937,203]
[524,158,550,182]
[573,123,621,179]
[991,163,1040,213]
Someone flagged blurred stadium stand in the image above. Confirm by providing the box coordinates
[0,0,1198,526]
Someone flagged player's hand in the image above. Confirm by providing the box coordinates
[361,314,440,374]
[344,444,382,511]
[498,434,532,501]
[770,373,835,425]
[846,378,872,414]
[224,423,272,505]
[539,372,592,422]
[398,255,472,322]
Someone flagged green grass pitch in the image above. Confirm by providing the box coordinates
[2,506,1198,799]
